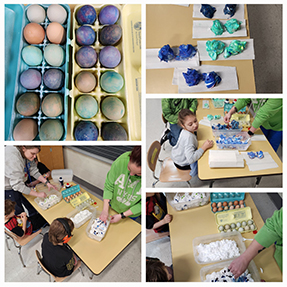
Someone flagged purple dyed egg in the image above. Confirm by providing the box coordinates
[76,26,96,46]
[20,69,41,90]
[43,69,64,90]
[76,5,97,25]
[76,46,97,68]
[100,24,122,46]
[102,122,127,141]
[99,5,120,25]
[74,121,98,141]
[99,46,121,68]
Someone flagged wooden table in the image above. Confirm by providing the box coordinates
[24,183,141,275]
[146,4,256,93]
[167,193,282,282]
[196,99,282,186]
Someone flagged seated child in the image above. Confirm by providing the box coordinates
[41,217,81,277]
[26,157,51,187]
[146,193,172,233]
[146,257,174,282]
[5,199,46,237]
[171,109,213,177]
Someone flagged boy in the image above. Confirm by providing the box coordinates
[146,257,174,282]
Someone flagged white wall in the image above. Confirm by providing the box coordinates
[63,148,111,190]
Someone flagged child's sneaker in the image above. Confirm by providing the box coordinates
[160,129,170,145]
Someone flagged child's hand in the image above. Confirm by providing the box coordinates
[38,192,47,198]
[202,139,214,151]
[20,212,27,219]
[163,214,173,224]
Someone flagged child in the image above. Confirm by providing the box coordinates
[41,217,81,277]
[171,109,213,177]
[26,157,51,187]
[5,199,46,237]
[146,257,174,282]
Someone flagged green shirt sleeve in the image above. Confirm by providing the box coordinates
[233,98,252,112]
[189,99,198,112]
[103,162,117,200]
[162,99,179,124]
[130,201,141,216]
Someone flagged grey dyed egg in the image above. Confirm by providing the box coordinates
[236,222,241,227]
[242,221,247,226]
[248,220,253,225]
[230,223,236,229]
[218,225,224,231]
[238,227,244,232]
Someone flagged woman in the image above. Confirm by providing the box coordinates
[5,146,58,216]
[100,146,141,224]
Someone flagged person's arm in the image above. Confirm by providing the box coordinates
[189,99,198,112]
[162,99,179,124]
[152,214,172,230]
[100,199,110,223]
[36,174,58,192]
[110,208,134,223]
[224,98,252,123]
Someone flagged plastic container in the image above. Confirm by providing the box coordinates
[210,119,242,135]
[34,190,62,210]
[67,205,97,229]
[35,179,61,192]
[5,4,71,141]
[200,259,261,282]
[193,231,246,264]
[86,213,110,241]
[215,207,257,234]
[51,169,73,182]
[213,131,251,150]
[210,192,246,213]
[211,98,224,108]
[231,113,251,129]
[71,4,141,141]
[166,192,210,211]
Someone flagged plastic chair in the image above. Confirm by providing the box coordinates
[5,228,43,267]
[147,140,192,187]
[35,250,84,282]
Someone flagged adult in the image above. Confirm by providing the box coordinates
[5,146,58,216]
[100,146,141,224]
[160,98,198,146]
[224,99,282,152]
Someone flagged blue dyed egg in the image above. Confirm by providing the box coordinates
[76,26,96,46]
[76,46,97,68]
[43,69,64,90]
[76,5,97,25]
[101,97,125,120]
[100,71,124,93]
[75,95,98,118]
[20,69,42,90]
[39,119,64,140]
[44,44,65,67]
[100,24,122,46]
[74,121,98,141]
[102,122,127,141]
[99,5,119,25]
[99,46,121,68]
[21,45,43,66]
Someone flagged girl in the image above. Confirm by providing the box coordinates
[171,109,213,177]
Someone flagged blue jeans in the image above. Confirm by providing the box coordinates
[260,126,282,152]
[189,161,198,177]
[168,123,182,146]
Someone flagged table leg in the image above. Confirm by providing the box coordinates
[209,180,214,188]
[255,176,262,187]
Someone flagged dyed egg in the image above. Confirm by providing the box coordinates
[21,45,43,66]
[212,202,217,208]
[235,205,240,209]
[75,95,98,118]
[13,119,38,141]
[212,207,217,212]
[247,220,253,225]
[102,122,127,141]
[23,23,45,44]
[76,5,97,25]
[75,71,97,93]
[99,46,121,68]
[26,4,46,23]
[239,200,244,205]
[230,223,236,229]
[43,69,64,90]
[100,71,124,93]
[76,26,96,46]
[46,22,66,44]
[101,97,125,120]
[218,225,224,231]
[217,207,223,212]
[47,4,67,24]
[76,46,97,68]
[99,5,119,25]
[223,201,228,207]
[100,24,122,46]
[39,119,64,140]
[16,93,40,116]
[234,200,239,205]
[41,93,63,117]
[44,44,65,67]
[20,69,42,90]
[74,121,98,141]
[228,201,233,206]
[229,205,234,210]
[217,202,222,207]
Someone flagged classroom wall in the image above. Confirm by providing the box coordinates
[63,147,111,190]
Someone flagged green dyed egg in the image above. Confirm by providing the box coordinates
[16,93,40,116]
[75,95,98,119]
[44,44,65,67]
[41,93,63,117]
[39,119,64,140]
[21,45,43,66]
[101,96,125,120]
[100,71,124,93]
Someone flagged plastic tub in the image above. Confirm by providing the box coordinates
[35,179,61,193]
[34,190,62,210]
[51,169,73,182]
[86,213,110,241]
[193,231,246,264]
[211,98,224,108]
[67,205,97,229]
[210,119,242,135]
[213,131,251,150]
[166,192,210,211]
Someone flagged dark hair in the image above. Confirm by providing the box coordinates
[178,109,196,127]
[48,217,74,245]
[16,146,41,158]
[5,199,16,216]
[129,146,141,167]
[146,258,168,282]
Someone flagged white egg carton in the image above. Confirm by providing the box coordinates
[86,214,110,241]
[67,205,97,229]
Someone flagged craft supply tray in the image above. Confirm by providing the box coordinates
[213,131,251,150]
[210,192,245,213]
[215,207,257,234]
[86,214,111,242]
[193,231,246,265]
[67,205,97,229]
[34,190,62,210]
[5,4,70,141]
[166,192,210,211]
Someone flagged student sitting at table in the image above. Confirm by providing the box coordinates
[4,199,47,237]
[146,257,174,282]
[41,218,81,277]
[171,109,213,179]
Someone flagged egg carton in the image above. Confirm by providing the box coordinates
[34,190,62,210]
[230,113,251,129]
[6,4,71,141]
[211,192,245,213]
[86,214,111,241]
[67,205,97,229]
[71,4,130,141]
[61,184,82,203]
